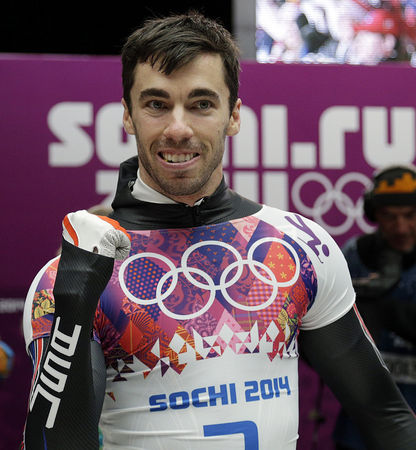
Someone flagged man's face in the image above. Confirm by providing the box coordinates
[122,53,241,205]
[375,205,416,252]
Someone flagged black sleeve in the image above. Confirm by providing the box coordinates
[299,307,416,450]
[24,239,112,450]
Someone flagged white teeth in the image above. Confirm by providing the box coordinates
[161,153,196,163]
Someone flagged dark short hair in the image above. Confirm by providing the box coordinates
[122,11,240,114]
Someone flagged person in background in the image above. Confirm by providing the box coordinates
[334,164,416,449]
[0,338,14,379]
[22,11,416,450]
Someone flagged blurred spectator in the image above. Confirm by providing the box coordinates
[256,0,304,63]
[333,165,416,449]
[0,339,14,379]
[256,0,416,64]
[347,2,405,64]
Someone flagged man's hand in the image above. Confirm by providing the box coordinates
[62,210,131,260]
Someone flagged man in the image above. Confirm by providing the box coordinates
[334,165,416,450]
[22,12,415,450]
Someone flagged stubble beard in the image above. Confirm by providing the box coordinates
[135,132,226,199]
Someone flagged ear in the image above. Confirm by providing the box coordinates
[122,98,135,135]
[226,98,242,137]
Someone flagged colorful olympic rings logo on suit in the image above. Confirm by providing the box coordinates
[118,238,300,320]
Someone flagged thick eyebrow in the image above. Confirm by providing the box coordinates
[139,87,220,102]
[139,88,170,100]
[189,88,220,102]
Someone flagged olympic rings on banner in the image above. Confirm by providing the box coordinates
[118,238,300,320]
[292,172,375,235]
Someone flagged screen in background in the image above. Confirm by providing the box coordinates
[256,0,416,65]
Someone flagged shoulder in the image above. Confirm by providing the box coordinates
[254,206,356,329]
[255,205,342,265]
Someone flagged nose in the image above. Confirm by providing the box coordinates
[163,107,193,142]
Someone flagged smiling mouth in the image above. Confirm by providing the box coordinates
[160,152,198,163]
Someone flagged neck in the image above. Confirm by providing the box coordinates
[138,169,223,206]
